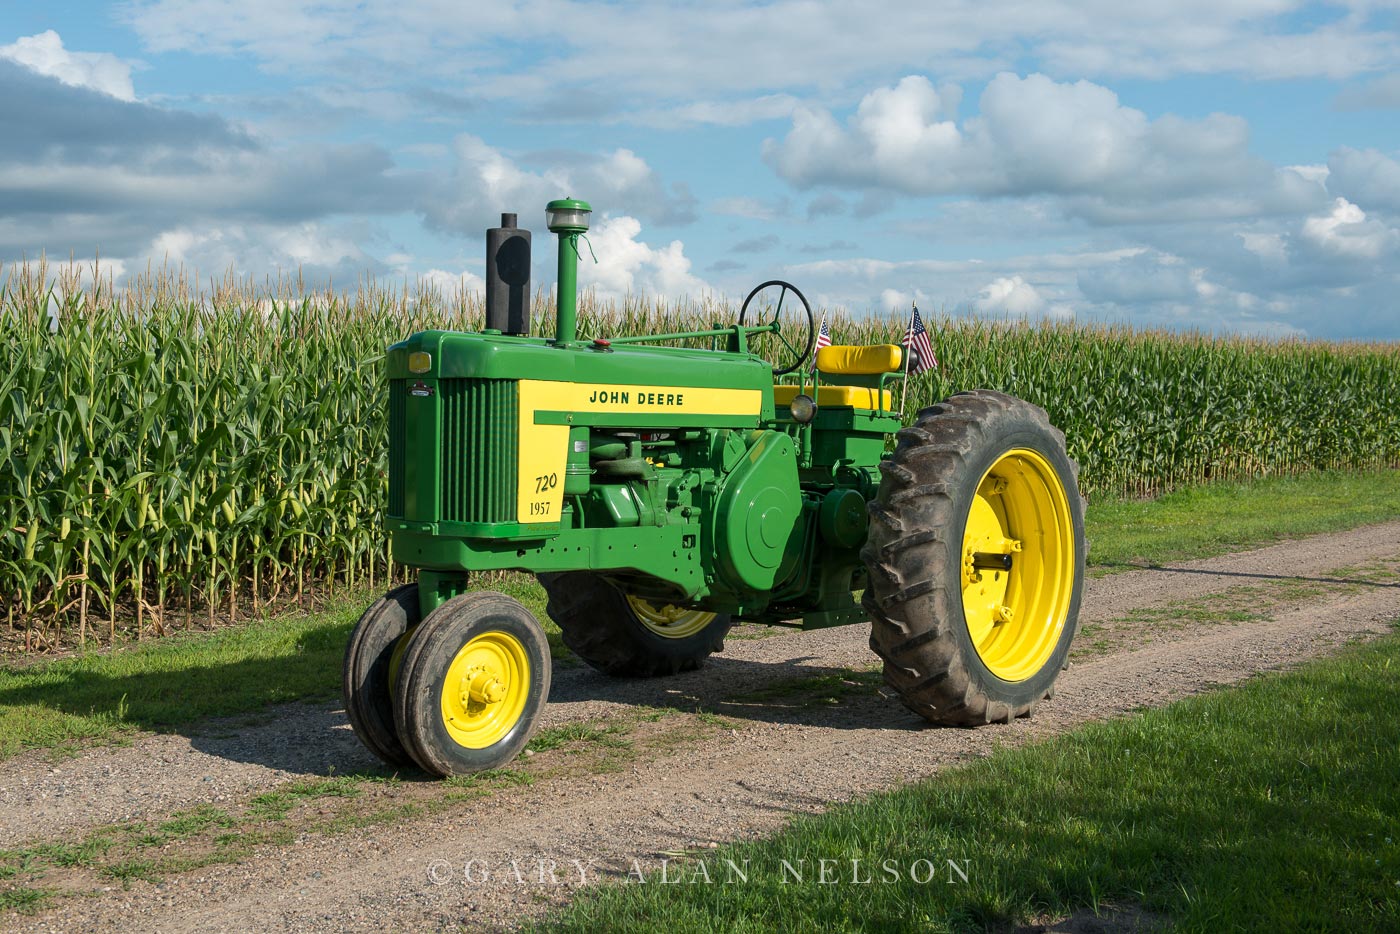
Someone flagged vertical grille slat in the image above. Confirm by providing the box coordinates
[387,380,406,516]
[440,378,517,524]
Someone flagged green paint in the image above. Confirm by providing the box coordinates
[382,197,913,627]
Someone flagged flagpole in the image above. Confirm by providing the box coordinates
[899,302,915,418]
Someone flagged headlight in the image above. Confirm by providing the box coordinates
[789,393,817,424]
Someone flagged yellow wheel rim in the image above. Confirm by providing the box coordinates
[438,631,530,749]
[626,595,716,639]
[960,448,1075,682]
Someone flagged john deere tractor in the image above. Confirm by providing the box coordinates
[344,199,1086,776]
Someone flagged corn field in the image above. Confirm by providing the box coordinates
[3,261,1398,648]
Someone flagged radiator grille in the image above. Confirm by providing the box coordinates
[440,378,518,524]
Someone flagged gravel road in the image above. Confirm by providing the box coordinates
[4,520,1399,932]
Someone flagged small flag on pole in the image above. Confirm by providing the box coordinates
[902,304,937,375]
[813,315,831,363]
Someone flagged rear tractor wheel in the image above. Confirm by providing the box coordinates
[862,390,1086,725]
[538,572,732,677]
[392,592,551,776]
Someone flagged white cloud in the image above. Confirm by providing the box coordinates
[764,72,1283,219]
[418,268,486,296]
[579,215,713,303]
[972,275,1048,317]
[1286,164,1331,185]
[145,221,385,282]
[1326,147,1400,213]
[0,53,414,263]
[12,6,1396,342]
[1038,16,1399,81]
[1227,318,1307,338]
[782,243,1349,335]
[786,247,1129,320]
[625,94,801,129]
[419,135,695,236]
[122,0,1400,112]
[1335,71,1400,109]
[1238,231,1287,262]
[42,256,130,296]
[879,288,926,313]
[1300,197,1395,259]
[0,31,136,101]
[711,196,789,221]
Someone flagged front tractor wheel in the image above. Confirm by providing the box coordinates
[343,583,420,768]
[538,573,732,677]
[392,592,551,776]
[862,390,1086,725]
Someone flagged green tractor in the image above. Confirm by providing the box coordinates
[344,199,1086,776]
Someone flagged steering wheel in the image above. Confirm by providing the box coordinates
[737,280,816,376]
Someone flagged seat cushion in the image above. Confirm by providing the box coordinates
[773,383,894,411]
[816,344,902,375]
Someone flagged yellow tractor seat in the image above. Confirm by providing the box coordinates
[816,344,902,375]
[773,383,894,411]
[771,344,902,410]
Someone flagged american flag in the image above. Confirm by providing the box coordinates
[903,304,937,375]
[812,316,831,363]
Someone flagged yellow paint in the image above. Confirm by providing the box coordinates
[626,595,717,638]
[960,448,1075,682]
[438,630,530,749]
[816,344,902,375]
[773,384,894,410]
[516,380,763,523]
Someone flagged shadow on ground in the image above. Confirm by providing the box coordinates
[0,621,922,776]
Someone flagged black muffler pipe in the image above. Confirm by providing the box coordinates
[486,212,531,335]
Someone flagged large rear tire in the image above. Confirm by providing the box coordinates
[392,592,551,776]
[862,390,1086,725]
[538,572,731,677]
[343,583,420,768]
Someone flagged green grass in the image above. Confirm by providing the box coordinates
[0,885,55,913]
[0,774,383,896]
[0,593,366,759]
[527,721,634,754]
[1085,468,1400,570]
[1,468,1397,760]
[729,669,883,707]
[1072,555,1400,658]
[537,628,1400,933]
[248,777,363,821]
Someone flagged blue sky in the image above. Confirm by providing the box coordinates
[2,2,1400,338]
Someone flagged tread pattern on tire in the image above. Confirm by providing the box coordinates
[538,572,731,677]
[861,390,1086,726]
[342,583,419,768]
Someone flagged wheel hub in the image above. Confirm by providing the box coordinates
[439,631,531,749]
[626,594,717,639]
[462,666,507,705]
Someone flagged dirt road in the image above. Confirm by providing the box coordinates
[4,521,1399,932]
